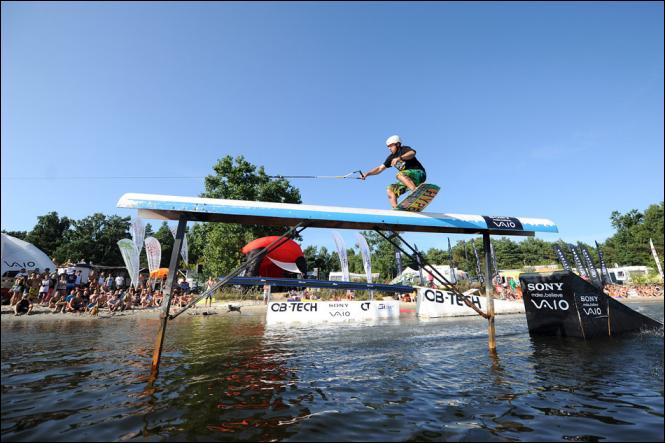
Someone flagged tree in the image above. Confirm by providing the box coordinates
[425,248,447,265]
[304,246,336,279]
[52,213,130,265]
[603,202,664,266]
[1,230,28,241]
[198,155,302,277]
[24,212,71,258]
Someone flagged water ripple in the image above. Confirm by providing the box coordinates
[2,302,663,441]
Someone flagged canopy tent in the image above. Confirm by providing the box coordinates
[1,234,57,275]
[150,268,169,279]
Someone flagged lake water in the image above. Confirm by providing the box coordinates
[1,300,663,441]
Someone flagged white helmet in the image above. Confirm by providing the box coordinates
[385,135,401,146]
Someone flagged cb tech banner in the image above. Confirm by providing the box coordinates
[415,287,524,318]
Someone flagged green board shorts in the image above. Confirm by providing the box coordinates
[388,169,426,197]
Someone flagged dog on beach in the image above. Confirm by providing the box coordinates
[227,304,242,313]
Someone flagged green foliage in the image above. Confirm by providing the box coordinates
[425,248,447,265]
[24,212,71,258]
[52,213,130,265]
[303,246,337,279]
[603,202,664,267]
[630,270,662,284]
[195,155,302,277]
[1,230,28,240]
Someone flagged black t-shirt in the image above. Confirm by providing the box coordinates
[383,145,425,173]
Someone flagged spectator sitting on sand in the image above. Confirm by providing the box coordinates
[66,291,85,313]
[49,291,66,313]
[96,290,108,309]
[9,276,27,306]
[108,291,123,312]
[140,290,153,308]
[14,294,33,316]
[86,289,100,313]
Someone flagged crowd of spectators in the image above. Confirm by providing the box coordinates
[8,267,194,316]
[604,284,663,298]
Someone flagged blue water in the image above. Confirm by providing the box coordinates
[1,300,663,441]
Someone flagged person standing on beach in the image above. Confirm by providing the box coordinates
[204,276,216,308]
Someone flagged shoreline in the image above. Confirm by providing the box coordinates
[2,296,662,324]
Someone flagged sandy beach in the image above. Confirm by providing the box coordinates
[0,301,269,322]
[2,296,662,324]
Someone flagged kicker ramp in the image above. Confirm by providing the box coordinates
[520,271,662,338]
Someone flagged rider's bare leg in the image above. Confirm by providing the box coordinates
[397,173,417,191]
[387,188,398,208]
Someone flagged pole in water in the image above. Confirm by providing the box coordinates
[150,214,188,379]
[483,233,496,352]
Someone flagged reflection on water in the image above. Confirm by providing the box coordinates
[1,301,663,441]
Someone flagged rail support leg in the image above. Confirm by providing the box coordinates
[483,233,496,352]
[150,214,187,379]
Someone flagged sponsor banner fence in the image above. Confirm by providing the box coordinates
[266,300,400,324]
[415,287,524,318]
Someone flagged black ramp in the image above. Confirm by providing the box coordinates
[520,271,662,338]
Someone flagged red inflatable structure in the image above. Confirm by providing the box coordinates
[241,236,307,278]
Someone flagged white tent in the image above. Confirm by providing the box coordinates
[1,234,56,275]
[390,265,468,285]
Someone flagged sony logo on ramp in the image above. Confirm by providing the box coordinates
[527,282,565,291]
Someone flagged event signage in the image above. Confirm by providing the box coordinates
[595,241,612,286]
[415,287,524,317]
[447,237,456,283]
[579,244,601,287]
[482,216,524,231]
[490,243,500,283]
[355,234,373,284]
[169,226,189,264]
[144,236,162,274]
[266,300,400,323]
[331,232,349,282]
[650,238,664,281]
[471,241,483,283]
[553,244,572,272]
[395,250,403,276]
[117,239,139,289]
[129,217,145,257]
[567,244,588,279]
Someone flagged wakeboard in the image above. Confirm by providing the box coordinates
[396,183,440,212]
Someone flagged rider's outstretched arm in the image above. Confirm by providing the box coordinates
[362,164,387,179]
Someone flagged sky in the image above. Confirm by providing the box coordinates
[2,1,663,256]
